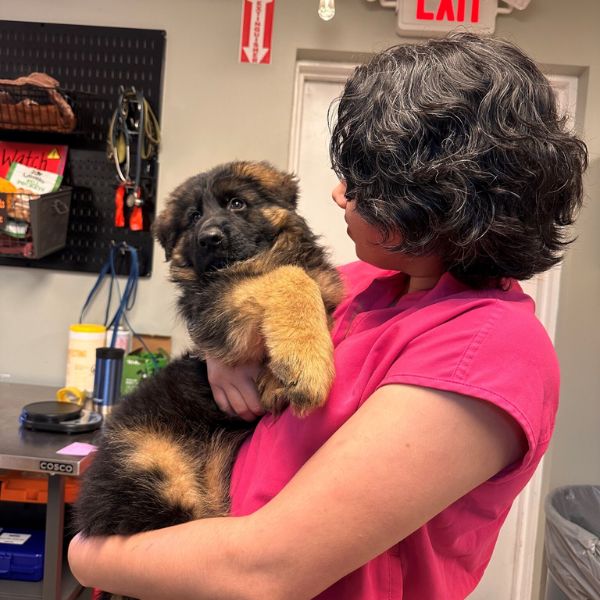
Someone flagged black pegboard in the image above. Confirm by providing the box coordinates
[0,20,166,276]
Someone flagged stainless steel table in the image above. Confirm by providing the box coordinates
[0,382,99,600]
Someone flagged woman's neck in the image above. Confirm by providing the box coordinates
[403,255,445,294]
[406,273,442,294]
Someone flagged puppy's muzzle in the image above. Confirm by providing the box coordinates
[193,221,231,273]
[198,226,225,249]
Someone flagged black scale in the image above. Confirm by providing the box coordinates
[20,401,102,434]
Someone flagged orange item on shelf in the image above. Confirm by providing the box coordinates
[0,471,80,504]
[0,177,16,193]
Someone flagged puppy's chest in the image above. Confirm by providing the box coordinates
[177,268,263,322]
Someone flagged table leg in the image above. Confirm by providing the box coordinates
[42,474,65,600]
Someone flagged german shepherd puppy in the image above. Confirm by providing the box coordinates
[74,162,344,597]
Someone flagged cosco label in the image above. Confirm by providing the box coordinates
[39,461,74,473]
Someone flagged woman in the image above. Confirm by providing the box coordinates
[68,32,587,599]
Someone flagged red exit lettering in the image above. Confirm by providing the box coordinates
[416,0,480,23]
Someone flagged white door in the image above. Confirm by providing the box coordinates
[288,61,578,600]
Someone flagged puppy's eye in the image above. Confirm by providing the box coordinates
[189,211,202,224]
[228,197,246,211]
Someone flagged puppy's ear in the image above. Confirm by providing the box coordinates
[276,171,299,210]
[234,161,299,209]
[152,202,181,261]
[152,175,201,260]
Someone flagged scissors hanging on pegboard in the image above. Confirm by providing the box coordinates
[107,87,160,231]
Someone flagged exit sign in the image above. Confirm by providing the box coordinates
[397,0,500,37]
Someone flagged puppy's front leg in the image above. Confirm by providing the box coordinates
[228,265,335,416]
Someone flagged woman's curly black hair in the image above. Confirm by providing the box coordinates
[329,32,588,288]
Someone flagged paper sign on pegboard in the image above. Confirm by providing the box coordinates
[240,0,275,65]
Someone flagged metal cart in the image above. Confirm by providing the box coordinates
[0,382,98,600]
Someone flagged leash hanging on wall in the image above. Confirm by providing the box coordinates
[107,87,161,232]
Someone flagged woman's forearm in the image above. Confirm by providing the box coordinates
[68,515,281,600]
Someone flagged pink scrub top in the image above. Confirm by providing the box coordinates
[230,261,559,599]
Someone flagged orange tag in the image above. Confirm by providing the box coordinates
[129,205,143,231]
[114,186,125,228]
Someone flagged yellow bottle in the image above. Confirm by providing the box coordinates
[65,324,107,396]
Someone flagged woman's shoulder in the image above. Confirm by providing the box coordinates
[375,279,559,468]
[370,274,559,415]
[413,277,555,368]
[441,278,550,347]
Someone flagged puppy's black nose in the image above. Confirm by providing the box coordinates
[198,227,225,248]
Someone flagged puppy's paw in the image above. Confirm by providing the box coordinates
[259,350,335,417]
[257,371,289,416]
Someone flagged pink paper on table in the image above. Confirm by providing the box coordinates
[56,442,97,456]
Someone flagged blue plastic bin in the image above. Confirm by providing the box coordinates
[0,528,44,581]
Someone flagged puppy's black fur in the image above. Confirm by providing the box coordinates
[73,162,344,600]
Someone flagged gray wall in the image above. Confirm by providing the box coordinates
[0,2,598,598]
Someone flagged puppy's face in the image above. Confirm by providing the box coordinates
[153,162,299,275]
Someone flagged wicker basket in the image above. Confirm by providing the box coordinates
[0,73,76,134]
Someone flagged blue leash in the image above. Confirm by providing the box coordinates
[79,243,139,348]
[79,243,161,370]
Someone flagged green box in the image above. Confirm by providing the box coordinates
[121,349,169,395]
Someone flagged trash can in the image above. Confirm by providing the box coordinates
[544,485,600,600]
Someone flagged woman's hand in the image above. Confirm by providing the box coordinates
[206,356,265,421]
